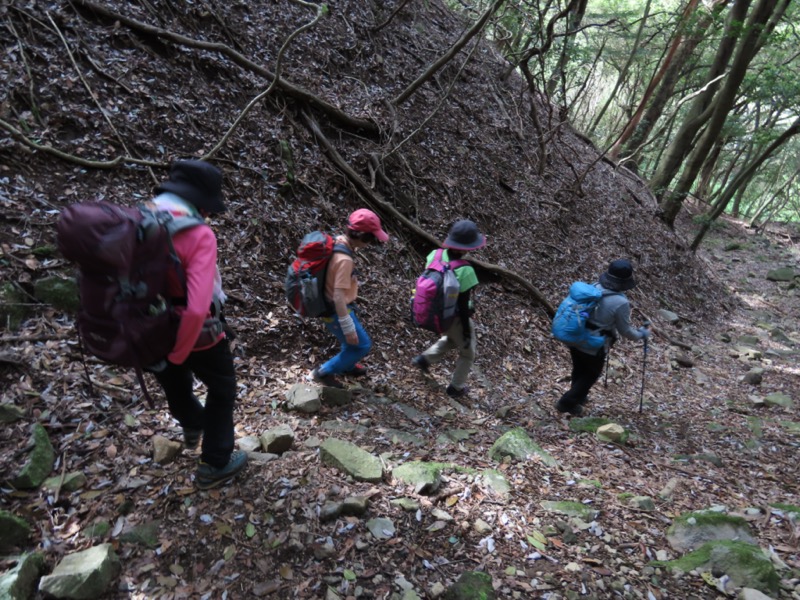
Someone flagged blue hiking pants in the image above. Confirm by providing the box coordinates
[319,309,372,375]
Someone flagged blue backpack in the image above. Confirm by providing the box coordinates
[551,282,607,352]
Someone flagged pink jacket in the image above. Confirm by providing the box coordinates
[165,224,224,364]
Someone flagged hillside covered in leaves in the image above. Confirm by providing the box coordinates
[1,0,799,599]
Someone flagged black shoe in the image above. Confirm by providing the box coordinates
[555,399,584,416]
[412,355,430,372]
[347,363,367,377]
[183,428,202,450]
[195,450,248,490]
[311,368,344,389]
[446,384,468,398]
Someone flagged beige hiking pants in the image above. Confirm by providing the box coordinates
[421,318,476,390]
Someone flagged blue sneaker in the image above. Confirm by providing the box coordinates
[195,450,248,489]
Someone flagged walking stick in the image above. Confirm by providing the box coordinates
[604,348,610,387]
[638,321,650,414]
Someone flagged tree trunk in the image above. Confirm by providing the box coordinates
[690,116,800,249]
[649,0,752,204]
[659,0,790,226]
[546,0,589,100]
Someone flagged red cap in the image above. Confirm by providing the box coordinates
[347,209,389,243]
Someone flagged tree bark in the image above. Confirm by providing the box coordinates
[690,116,800,249]
[393,0,505,105]
[648,0,751,204]
[658,0,790,226]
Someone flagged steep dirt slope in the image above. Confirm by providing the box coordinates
[1,1,798,599]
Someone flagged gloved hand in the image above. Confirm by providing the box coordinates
[145,359,168,373]
[638,326,651,339]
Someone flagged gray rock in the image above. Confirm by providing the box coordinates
[237,435,262,453]
[629,496,656,511]
[33,276,79,313]
[152,435,182,465]
[0,552,45,600]
[666,511,755,552]
[596,423,627,444]
[321,387,353,406]
[259,424,294,454]
[738,335,761,347]
[39,543,121,599]
[285,383,321,414]
[0,404,25,424]
[319,501,343,522]
[247,451,279,464]
[769,328,793,344]
[319,438,382,483]
[390,498,420,512]
[659,477,680,500]
[743,368,764,385]
[489,427,556,466]
[393,461,443,495]
[43,472,88,493]
[481,469,511,497]
[0,511,31,550]
[366,517,395,540]
[12,424,55,489]
[739,587,776,600]
[383,429,425,446]
[341,496,369,517]
[657,309,680,324]
[119,521,160,548]
[395,403,430,424]
[674,353,695,368]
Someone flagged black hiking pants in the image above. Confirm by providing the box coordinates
[557,346,606,410]
[155,339,236,469]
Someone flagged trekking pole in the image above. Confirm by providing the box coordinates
[638,321,651,414]
[604,347,610,387]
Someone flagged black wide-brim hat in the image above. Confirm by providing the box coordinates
[154,160,226,214]
[443,219,486,251]
[599,259,637,291]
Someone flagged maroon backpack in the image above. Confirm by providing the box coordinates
[57,202,203,400]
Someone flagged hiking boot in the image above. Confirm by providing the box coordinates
[311,368,344,389]
[347,363,367,377]
[412,355,430,372]
[183,428,202,450]
[555,399,584,416]
[195,450,248,490]
[446,384,468,398]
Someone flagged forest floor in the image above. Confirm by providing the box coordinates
[0,1,799,598]
[1,216,799,600]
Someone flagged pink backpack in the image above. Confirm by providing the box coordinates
[411,249,468,333]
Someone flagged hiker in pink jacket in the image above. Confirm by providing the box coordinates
[148,160,247,489]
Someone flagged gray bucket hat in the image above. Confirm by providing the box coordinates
[599,259,637,291]
[443,219,486,251]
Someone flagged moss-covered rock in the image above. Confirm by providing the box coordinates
[488,428,556,466]
[540,500,598,521]
[596,423,628,444]
[33,276,79,313]
[0,403,25,424]
[770,503,800,520]
[651,541,779,594]
[11,424,55,489]
[666,510,754,552]
[0,510,31,550]
[442,571,495,600]
[568,417,611,433]
[0,283,30,331]
[0,552,45,600]
[392,461,446,495]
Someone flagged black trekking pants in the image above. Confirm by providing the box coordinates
[154,339,236,468]
[557,346,606,410]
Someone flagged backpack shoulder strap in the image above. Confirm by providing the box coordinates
[332,242,353,257]
[166,214,206,236]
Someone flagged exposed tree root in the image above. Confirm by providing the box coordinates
[73,0,379,136]
[301,112,555,316]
